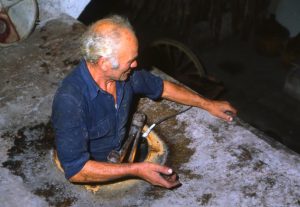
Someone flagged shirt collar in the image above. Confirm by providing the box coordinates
[79,59,100,100]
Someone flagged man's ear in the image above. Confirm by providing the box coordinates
[97,57,110,71]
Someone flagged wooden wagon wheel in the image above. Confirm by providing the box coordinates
[141,38,224,99]
[0,0,38,46]
[148,38,206,79]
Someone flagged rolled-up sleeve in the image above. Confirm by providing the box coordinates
[52,93,89,179]
[130,69,163,100]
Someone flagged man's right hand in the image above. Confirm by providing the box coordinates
[69,160,181,189]
[135,162,181,189]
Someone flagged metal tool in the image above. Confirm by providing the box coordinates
[128,123,142,163]
[107,112,146,163]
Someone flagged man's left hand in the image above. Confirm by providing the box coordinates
[207,100,237,122]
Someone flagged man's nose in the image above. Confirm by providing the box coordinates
[130,60,137,68]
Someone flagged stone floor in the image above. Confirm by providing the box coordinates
[0,15,300,207]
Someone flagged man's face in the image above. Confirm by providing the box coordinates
[108,30,138,81]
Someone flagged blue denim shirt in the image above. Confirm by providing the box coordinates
[51,60,163,179]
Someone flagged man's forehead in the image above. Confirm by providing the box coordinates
[90,20,138,54]
[91,21,117,33]
[91,21,133,36]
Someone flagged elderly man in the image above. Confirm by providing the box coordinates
[52,15,236,189]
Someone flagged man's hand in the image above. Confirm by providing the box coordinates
[206,100,237,122]
[135,162,181,189]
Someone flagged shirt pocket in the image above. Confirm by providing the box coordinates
[88,117,115,158]
[89,117,113,140]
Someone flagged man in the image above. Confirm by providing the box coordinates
[52,15,237,189]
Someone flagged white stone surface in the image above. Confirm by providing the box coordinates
[37,0,90,24]
[0,168,48,207]
[171,108,300,206]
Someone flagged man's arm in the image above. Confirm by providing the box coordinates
[162,80,237,121]
[69,160,180,189]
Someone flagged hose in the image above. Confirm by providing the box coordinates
[142,106,192,138]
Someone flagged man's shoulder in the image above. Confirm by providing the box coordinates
[129,68,163,84]
[127,68,163,99]
[55,66,87,102]
[130,68,154,81]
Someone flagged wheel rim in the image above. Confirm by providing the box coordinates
[149,38,206,79]
[0,0,38,46]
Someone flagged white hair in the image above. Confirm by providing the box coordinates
[81,15,134,69]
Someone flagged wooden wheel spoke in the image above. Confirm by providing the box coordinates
[172,46,185,68]
[183,70,201,76]
[150,38,206,78]
[164,45,174,64]
[176,58,193,73]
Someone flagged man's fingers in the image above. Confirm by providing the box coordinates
[151,164,181,188]
[225,112,234,122]
[158,174,181,189]
[169,173,178,182]
[226,105,237,116]
[158,168,181,188]
[139,162,181,189]
[164,179,181,189]
[217,101,237,122]
[209,100,237,122]
[224,109,237,122]
[152,164,173,175]
[215,110,233,122]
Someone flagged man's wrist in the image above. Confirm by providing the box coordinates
[128,162,141,177]
[197,96,213,111]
